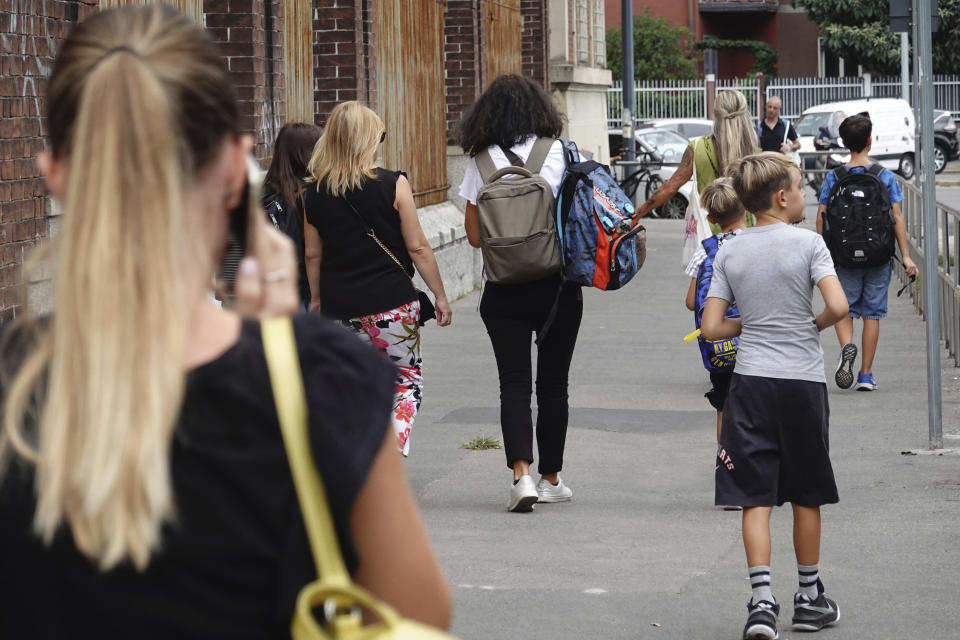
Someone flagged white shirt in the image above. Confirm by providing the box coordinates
[458,135,567,205]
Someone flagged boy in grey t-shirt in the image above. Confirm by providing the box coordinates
[702,153,850,640]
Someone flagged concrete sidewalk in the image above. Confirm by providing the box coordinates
[406,209,960,639]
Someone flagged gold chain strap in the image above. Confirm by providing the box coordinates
[366,229,413,284]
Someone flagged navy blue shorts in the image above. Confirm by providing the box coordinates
[715,373,839,508]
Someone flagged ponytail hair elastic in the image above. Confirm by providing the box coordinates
[95,44,141,68]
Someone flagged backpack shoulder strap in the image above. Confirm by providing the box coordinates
[524,137,555,175]
[560,139,580,165]
[833,165,850,181]
[499,145,525,167]
[476,149,498,184]
[701,234,719,255]
[865,163,885,177]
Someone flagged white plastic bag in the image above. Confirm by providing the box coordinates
[681,138,712,267]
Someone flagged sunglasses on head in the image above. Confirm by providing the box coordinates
[380,131,387,143]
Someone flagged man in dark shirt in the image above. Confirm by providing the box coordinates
[757,96,800,154]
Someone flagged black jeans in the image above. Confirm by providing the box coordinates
[479,275,583,474]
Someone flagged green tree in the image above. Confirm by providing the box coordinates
[798,0,960,74]
[606,10,699,82]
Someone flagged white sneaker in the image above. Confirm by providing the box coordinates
[536,476,573,503]
[508,475,538,512]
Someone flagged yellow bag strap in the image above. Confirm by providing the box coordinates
[261,316,351,587]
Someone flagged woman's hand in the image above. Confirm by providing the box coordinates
[434,295,452,327]
[235,219,300,319]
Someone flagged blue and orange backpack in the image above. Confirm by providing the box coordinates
[555,141,646,291]
[694,234,739,372]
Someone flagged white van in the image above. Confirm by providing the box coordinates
[794,98,916,178]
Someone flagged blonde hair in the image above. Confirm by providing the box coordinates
[712,90,757,175]
[307,101,383,196]
[700,177,745,227]
[1,6,238,570]
[728,152,798,213]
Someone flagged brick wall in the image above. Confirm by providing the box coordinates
[313,0,375,127]
[204,0,283,162]
[444,0,480,144]
[521,0,548,88]
[0,0,98,322]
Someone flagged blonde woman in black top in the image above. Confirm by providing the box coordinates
[0,7,451,637]
[303,101,452,457]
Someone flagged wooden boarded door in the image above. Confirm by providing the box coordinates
[99,0,202,24]
[376,0,449,208]
[283,0,313,123]
[481,0,522,87]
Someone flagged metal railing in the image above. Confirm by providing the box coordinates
[607,75,960,126]
[606,79,707,125]
[895,178,960,366]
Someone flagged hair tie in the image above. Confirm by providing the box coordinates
[100,45,141,63]
[724,108,747,120]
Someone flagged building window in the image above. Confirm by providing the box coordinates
[576,0,589,64]
[592,0,605,67]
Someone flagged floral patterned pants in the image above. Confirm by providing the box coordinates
[342,299,422,456]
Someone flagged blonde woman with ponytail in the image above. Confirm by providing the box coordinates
[0,6,450,637]
[638,89,759,232]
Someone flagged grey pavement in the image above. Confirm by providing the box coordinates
[407,197,960,639]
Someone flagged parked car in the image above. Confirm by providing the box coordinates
[934,109,959,173]
[609,126,695,219]
[795,98,916,178]
[643,118,714,140]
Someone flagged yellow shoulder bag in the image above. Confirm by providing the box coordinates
[261,317,457,640]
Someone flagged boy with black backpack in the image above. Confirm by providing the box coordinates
[816,114,919,391]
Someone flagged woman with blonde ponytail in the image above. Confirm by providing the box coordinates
[638,89,759,231]
[0,6,450,637]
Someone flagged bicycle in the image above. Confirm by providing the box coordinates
[614,150,663,206]
[613,151,690,219]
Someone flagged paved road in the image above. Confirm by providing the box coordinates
[406,211,960,639]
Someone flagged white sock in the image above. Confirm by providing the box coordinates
[749,565,773,605]
[798,563,820,600]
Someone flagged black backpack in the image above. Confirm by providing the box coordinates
[261,189,302,240]
[822,164,896,269]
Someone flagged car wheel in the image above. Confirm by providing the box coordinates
[657,194,688,219]
[934,143,947,174]
[899,153,915,179]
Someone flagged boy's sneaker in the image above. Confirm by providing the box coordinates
[855,372,877,391]
[508,475,538,512]
[792,579,840,631]
[743,599,780,640]
[834,343,858,389]
[536,476,573,502]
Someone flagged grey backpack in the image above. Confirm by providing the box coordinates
[475,137,562,284]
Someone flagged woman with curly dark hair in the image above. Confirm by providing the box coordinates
[458,74,583,513]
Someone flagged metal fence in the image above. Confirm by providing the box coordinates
[717,77,760,120]
[607,75,960,127]
[895,178,960,366]
[606,79,707,124]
